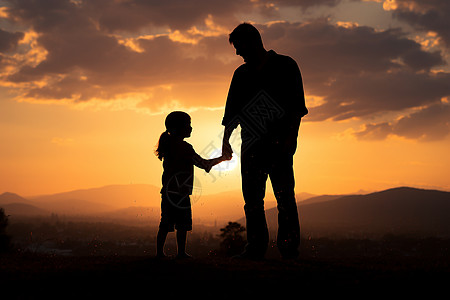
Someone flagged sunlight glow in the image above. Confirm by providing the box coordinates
[211,153,239,172]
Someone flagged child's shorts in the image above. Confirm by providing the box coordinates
[159,194,192,232]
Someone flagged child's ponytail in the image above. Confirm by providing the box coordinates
[155,111,191,160]
[155,130,170,160]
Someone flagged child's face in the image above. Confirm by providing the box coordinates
[177,119,192,138]
[183,121,192,138]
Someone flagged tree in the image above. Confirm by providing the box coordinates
[219,222,246,256]
[0,208,11,252]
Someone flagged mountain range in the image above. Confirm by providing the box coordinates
[263,187,450,238]
[0,185,312,222]
[1,185,449,237]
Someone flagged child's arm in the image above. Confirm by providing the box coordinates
[193,154,230,173]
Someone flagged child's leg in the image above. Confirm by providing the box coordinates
[156,228,168,257]
[176,230,190,257]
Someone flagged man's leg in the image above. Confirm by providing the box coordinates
[240,149,269,258]
[156,228,168,257]
[269,155,300,258]
[176,230,192,258]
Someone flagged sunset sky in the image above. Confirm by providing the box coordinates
[0,0,449,197]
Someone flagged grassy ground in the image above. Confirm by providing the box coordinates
[1,251,448,299]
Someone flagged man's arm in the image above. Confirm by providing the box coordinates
[222,68,242,158]
[290,56,308,118]
[222,126,234,158]
[283,115,301,156]
[280,56,306,155]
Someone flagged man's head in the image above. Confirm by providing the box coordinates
[229,23,265,63]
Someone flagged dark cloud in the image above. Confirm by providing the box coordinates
[354,122,392,141]
[4,0,340,34]
[256,0,341,16]
[273,0,341,7]
[87,0,342,32]
[263,19,444,74]
[388,0,450,49]
[309,71,450,121]
[394,102,450,141]
[355,103,450,141]
[0,28,23,52]
[86,0,250,33]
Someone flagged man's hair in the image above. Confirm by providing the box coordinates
[229,23,263,47]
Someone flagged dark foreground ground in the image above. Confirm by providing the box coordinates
[1,251,449,299]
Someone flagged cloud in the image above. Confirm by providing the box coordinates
[259,19,449,121]
[86,0,250,33]
[255,0,342,16]
[309,71,450,121]
[1,0,240,111]
[263,19,445,74]
[0,28,23,52]
[354,122,393,141]
[1,0,342,110]
[4,0,339,34]
[88,0,343,32]
[354,103,450,141]
[378,0,450,49]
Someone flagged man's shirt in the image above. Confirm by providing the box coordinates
[222,50,308,140]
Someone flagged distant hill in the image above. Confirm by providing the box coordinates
[0,192,31,205]
[299,194,344,205]
[2,203,49,216]
[29,184,162,214]
[262,187,450,238]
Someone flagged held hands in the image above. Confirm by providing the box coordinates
[204,154,232,173]
[221,151,233,161]
[204,146,233,173]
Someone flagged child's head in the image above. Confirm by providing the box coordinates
[155,111,192,160]
[165,111,192,138]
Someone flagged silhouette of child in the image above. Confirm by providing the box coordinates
[155,111,230,258]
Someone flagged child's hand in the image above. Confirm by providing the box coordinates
[205,164,213,173]
[222,152,232,161]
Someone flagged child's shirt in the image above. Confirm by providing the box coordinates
[161,139,207,196]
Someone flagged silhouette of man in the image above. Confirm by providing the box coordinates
[222,23,308,259]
